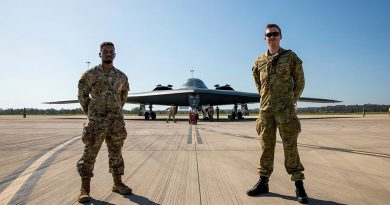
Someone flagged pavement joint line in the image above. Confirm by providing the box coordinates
[194,126,203,205]
[0,135,81,205]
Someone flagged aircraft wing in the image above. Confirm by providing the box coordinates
[125,89,341,105]
[298,97,341,103]
[43,90,341,105]
[43,100,79,104]
[125,88,260,106]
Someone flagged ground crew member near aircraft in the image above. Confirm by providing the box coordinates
[216,106,220,120]
[166,105,177,123]
[248,24,309,204]
[76,42,132,203]
[208,105,214,120]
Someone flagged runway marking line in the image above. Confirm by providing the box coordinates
[0,136,81,205]
[187,125,203,144]
[187,125,192,144]
[195,126,203,144]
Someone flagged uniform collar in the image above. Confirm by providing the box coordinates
[98,64,116,72]
[265,47,285,57]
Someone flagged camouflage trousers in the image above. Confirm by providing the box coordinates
[256,110,305,181]
[167,113,176,122]
[77,117,127,178]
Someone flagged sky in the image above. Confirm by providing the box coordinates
[1,0,389,110]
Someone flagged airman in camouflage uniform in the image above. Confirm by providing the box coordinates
[247,24,309,204]
[77,42,132,203]
[166,105,177,123]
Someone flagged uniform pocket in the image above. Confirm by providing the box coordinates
[278,115,301,137]
[120,126,127,140]
[82,121,95,145]
[256,117,268,135]
[112,120,127,141]
[113,80,123,93]
[276,62,290,75]
[256,118,261,135]
[259,66,268,82]
[93,79,107,92]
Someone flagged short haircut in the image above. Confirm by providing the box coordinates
[265,24,282,34]
[100,42,115,51]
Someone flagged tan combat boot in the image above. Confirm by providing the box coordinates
[112,174,132,195]
[78,177,91,203]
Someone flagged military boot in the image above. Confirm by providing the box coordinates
[78,177,91,203]
[246,176,269,196]
[112,174,132,195]
[295,180,309,204]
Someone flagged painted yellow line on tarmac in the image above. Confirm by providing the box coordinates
[0,136,81,205]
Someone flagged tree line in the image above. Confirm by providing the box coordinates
[298,104,390,114]
[0,104,389,115]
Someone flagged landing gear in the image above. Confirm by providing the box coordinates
[241,104,249,116]
[237,111,243,119]
[230,111,236,121]
[145,112,150,120]
[138,104,146,116]
[144,111,156,120]
[229,104,243,120]
[144,105,156,120]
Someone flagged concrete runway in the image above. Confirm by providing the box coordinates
[0,114,389,205]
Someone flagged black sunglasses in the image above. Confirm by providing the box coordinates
[265,32,280,38]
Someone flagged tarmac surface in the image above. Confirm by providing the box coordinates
[0,114,389,205]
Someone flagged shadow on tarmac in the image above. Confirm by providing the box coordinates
[122,193,160,205]
[81,198,116,205]
[199,127,390,159]
[256,192,346,205]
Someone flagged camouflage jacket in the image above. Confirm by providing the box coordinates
[252,47,305,112]
[78,65,129,120]
[167,106,178,115]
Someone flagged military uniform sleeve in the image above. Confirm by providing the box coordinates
[121,76,129,108]
[291,54,305,103]
[252,59,262,94]
[78,72,91,114]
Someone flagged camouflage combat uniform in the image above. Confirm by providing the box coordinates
[167,106,177,122]
[77,65,129,178]
[252,47,305,181]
